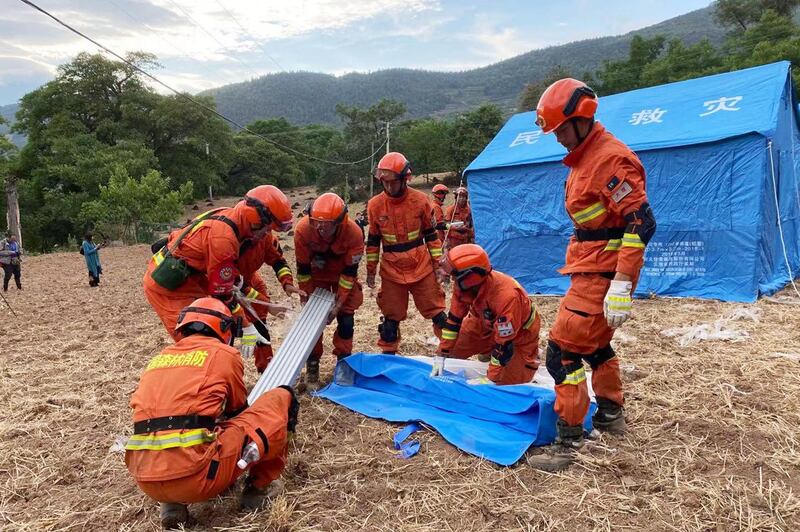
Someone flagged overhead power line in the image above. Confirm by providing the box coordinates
[18,0,382,166]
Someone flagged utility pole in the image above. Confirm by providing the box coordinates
[5,175,21,246]
[385,121,390,154]
[205,143,213,201]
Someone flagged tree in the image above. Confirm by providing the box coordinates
[394,119,454,175]
[449,104,504,175]
[517,65,572,112]
[714,0,800,31]
[81,167,192,242]
[596,35,666,95]
[640,39,724,86]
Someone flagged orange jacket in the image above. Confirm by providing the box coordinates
[237,233,294,303]
[560,122,651,277]
[294,217,364,302]
[439,270,536,353]
[366,188,443,284]
[432,200,447,242]
[125,335,246,482]
[443,202,474,246]
[154,206,251,297]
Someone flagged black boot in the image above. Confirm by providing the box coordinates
[304,359,320,393]
[160,502,190,530]
[527,419,584,472]
[592,397,627,435]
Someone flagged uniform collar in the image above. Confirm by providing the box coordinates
[562,122,605,168]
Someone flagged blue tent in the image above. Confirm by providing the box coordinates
[465,61,800,302]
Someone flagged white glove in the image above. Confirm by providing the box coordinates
[430,356,446,377]
[239,325,269,357]
[604,280,633,328]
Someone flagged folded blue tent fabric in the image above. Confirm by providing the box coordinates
[316,353,595,466]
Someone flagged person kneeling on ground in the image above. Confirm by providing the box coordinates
[436,244,541,385]
[124,297,299,530]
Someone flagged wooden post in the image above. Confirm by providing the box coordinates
[5,176,21,246]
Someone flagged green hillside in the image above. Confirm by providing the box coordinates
[204,6,728,124]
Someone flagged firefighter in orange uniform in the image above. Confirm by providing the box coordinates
[366,152,448,354]
[431,184,449,242]
[442,186,475,250]
[527,79,656,472]
[143,186,293,356]
[435,244,540,385]
[125,297,299,530]
[294,192,364,391]
[237,229,304,373]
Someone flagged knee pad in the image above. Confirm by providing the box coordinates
[378,317,399,342]
[431,311,447,329]
[545,340,583,385]
[336,313,355,340]
[585,344,615,370]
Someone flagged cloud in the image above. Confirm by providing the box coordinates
[468,22,547,62]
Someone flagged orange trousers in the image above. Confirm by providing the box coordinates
[376,272,445,353]
[133,388,291,504]
[548,273,625,426]
[448,313,541,385]
[309,280,364,360]
[143,261,207,340]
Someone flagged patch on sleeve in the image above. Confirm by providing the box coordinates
[606,176,620,191]
[496,317,515,338]
[351,253,363,264]
[611,181,633,203]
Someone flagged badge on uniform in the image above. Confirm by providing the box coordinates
[496,316,514,338]
[606,176,620,191]
[351,253,363,264]
[611,181,633,203]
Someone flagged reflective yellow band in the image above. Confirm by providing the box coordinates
[430,248,443,258]
[366,253,379,261]
[338,277,354,290]
[441,330,458,340]
[621,232,645,249]
[276,266,292,279]
[607,296,631,311]
[124,429,216,451]
[563,367,586,385]
[407,229,420,240]
[523,305,537,329]
[383,233,397,243]
[297,274,312,283]
[230,304,241,314]
[189,220,207,235]
[245,287,259,300]
[153,249,166,265]
[572,202,606,223]
[489,356,501,366]
[604,238,622,251]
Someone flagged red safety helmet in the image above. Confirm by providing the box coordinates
[455,186,468,198]
[535,78,598,134]
[432,184,449,195]
[175,297,237,344]
[243,185,293,232]
[444,244,492,291]
[308,192,348,224]
[376,152,412,181]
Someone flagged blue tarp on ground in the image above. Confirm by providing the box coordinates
[316,354,595,466]
[465,62,800,302]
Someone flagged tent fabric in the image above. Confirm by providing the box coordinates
[465,62,800,302]
[316,353,595,466]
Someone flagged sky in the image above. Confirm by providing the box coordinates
[0,0,714,106]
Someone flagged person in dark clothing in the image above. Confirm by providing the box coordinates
[82,233,105,287]
[0,232,22,292]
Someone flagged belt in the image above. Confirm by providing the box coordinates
[574,227,625,241]
[383,238,424,253]
[133,414,216,435]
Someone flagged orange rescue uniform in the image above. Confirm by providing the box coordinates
[366,187,446,353]
[432,199,447,243]
[439,270,540,384]
[237,234,295,372]
[548,122,653,426]
[294,217,365,360]
[443,202,475,249]
[124,335,293,502]
[143,209,248,338]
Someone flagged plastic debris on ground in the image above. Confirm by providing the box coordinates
[661,306,761,346]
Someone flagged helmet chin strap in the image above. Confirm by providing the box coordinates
[386,178,407,198]
[571,118,595,147]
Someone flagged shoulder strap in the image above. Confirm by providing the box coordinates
[164,208,235,256]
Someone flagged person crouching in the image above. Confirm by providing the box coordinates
[124,297,299,529]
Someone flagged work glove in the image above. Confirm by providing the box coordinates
[239,324,269,358]
[604,280,633,328]
[284,284,307,300]
[430,355,446,377]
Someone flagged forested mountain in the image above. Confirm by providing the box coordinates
[0,103,23,147]
[204,6,728,125]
